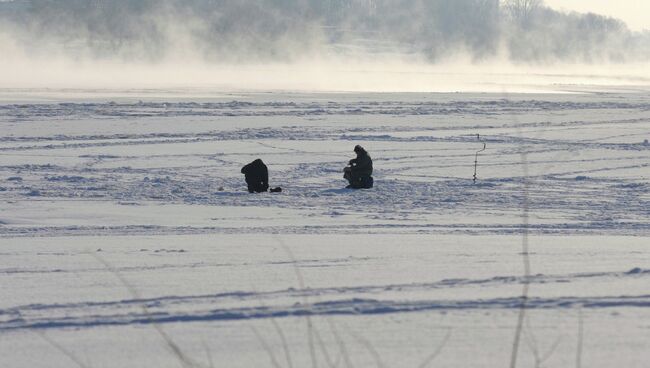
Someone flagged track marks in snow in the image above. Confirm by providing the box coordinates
[3,267,650,331]
[3,99,648,122]
[1,95,649,238]
[6,295,650,331]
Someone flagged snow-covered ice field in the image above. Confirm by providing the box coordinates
[1,86,649,367]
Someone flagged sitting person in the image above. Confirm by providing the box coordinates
[241,159,269,193]
[344,145,374,189]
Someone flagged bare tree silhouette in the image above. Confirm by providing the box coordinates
[503,0,542,28]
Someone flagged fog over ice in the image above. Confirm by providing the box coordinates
[1,0,649,91]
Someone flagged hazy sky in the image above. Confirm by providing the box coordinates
[0,0,648,31]
[544,0,650,31]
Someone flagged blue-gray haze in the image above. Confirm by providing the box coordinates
[1,0,648,63]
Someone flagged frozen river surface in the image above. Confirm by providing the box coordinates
[1,89,649,367]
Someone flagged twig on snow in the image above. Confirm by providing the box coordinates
[348,330,387,368]
[89,252,198,368]
[270,318,294,368]
[417,329,452,368]
[251,326,283,368]
[313,327,338,368]
[35,331,91,368]
[523,316,564,368]
[201,339,215,368]
[247,282,295,368]
[509,142,532,368]
[276,238,346,368]
[576,306,584,368]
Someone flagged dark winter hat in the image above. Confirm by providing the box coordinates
[354,145,364,153]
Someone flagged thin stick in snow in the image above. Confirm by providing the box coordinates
[35,331,91,368]
[576,306,584,368]
[417,329,453,368]
[509,149,532,368]
[89,253,196,368]
[251,326,283,368]
[473,134,487,184]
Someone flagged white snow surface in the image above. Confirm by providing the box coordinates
[1,88,650,367]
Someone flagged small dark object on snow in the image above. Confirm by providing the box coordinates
[241,159,269,193]
[473,134,486,184]
[270,187,282,193]
[344,145,374,189]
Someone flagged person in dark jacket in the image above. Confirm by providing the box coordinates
[344,145,374,189]
[241,159,269,193]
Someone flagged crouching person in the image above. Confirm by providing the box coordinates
[344,145,374,189]
[241,159,269,193]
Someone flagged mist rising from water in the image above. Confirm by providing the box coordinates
[1,0,649,92]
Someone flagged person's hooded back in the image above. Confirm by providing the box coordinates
[241,159,269,193]
[350,145,373,178]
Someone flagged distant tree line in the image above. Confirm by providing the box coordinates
[1,0,648,62]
